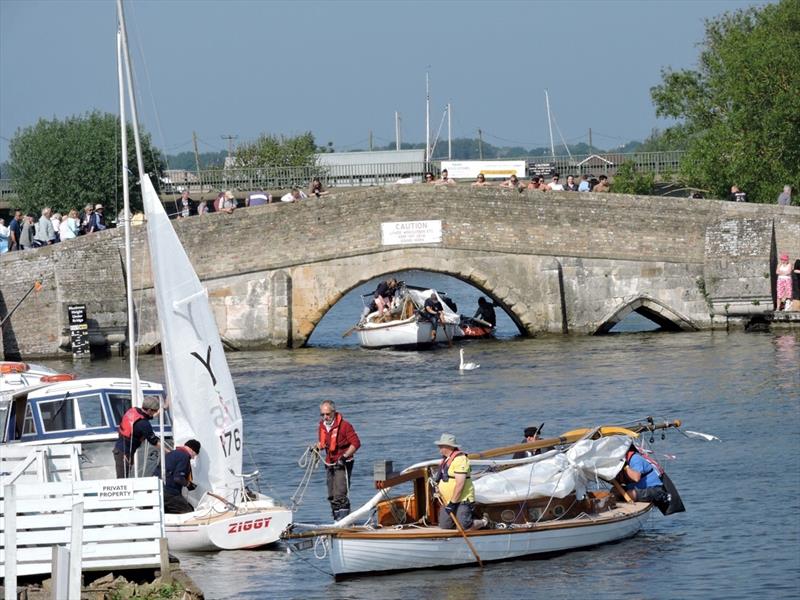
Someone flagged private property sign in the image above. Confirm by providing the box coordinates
[381,220,442,246]
[98,481,135,505]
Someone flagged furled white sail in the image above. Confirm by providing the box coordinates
[405,288,460,323]
[142,175,243,502]
[474,436,632,503]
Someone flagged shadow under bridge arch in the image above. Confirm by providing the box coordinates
[594,295,699,335]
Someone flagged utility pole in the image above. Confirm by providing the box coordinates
[477,128,483,160]
[220,134,238,161]
[369,129,373,152]
[447,103,452,160]
[425,70,430,163]
[395,111,401,151]
[588,128,593,154]
[192,131,203,198]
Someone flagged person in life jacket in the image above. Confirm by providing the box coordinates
[113,395,163,478]
[620,445,668,503]
[434,433,487,530]
[156,439,201,514]
[316,400,361,521]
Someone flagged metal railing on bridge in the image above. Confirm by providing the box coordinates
[518,150,685,177]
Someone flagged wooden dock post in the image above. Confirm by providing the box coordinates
[159,537,172,584]
[68,502,84,600]
[3,485,16,600]
[51,546,70,600]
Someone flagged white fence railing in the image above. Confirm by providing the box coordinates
[1,477,165,577]
[1,444,82,485]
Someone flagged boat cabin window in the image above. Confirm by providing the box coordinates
[76,394,107,428]
[21,403,37,437]
[108,393,169,426]
[39,397,77,432]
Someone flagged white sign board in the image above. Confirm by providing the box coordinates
[97,481,135,506]
[381,220,442,246]
[441,160,526,180]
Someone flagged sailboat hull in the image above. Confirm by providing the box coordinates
[325,503,651,577]
[165,501,292,552]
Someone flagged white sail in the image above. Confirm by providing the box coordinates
[474,436,632,503]
[142,175,243,502]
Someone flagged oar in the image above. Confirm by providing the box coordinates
[341,324,358,338]
[450,512,483,567]
[442,317,453,347]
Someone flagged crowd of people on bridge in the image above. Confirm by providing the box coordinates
[421,170,615,193]
[0,203,108,252]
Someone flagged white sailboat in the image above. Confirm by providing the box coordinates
[114,1,290,550]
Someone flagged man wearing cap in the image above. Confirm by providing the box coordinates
[317,400,361,521]
[512,424,544,459]
[434,433,487,530]
[158,439,201,514]
[113,396,164,478]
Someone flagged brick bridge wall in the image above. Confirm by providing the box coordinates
[1,186,798,358]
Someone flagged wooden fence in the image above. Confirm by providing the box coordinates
[1,477,165,577]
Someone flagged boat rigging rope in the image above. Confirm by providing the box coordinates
[291,445,322,510]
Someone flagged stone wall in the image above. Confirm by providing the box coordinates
[1,186,798,357]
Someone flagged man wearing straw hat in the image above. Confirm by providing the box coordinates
[434,433,487,530]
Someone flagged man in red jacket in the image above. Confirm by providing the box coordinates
[317,400,361,521]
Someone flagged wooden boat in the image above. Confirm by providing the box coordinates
[457,316,495,339]
[285,419,683,578]
[354,286,459,349]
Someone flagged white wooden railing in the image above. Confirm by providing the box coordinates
[1,477,166,577]
[1,445,82,485]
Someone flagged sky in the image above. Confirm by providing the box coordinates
[0,0,762,163]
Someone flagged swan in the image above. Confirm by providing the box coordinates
[459,348,480,371]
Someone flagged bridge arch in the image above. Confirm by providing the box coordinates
[594,294,699,335]
[293,251,531,345]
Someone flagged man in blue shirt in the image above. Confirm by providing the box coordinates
[158,439,201,514]
[621,446,667,503]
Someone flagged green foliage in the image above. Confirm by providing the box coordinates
[166,150,226,170]
[234,132,318,168]
[611,161,655,195]
[650,0,800,202]
[8,111,164,218]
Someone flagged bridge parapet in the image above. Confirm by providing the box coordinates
[0,186,797,356]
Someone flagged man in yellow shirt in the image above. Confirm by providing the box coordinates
[434,433,487,530]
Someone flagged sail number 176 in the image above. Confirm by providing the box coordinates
[219,428,241,457]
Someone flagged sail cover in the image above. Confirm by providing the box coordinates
[143,175,243,502]
[474,436,632,503]
[405,288,460,323]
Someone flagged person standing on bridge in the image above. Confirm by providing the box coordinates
[592,175,610,192]
[435,169,456,185]
[174,190,197,218]
[316,400,361,521]
[777,253,793,311]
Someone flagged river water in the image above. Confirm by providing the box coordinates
[40,273,799,599]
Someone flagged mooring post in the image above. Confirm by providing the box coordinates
[3,485,17,600]
[159,537,173,584]
[68,502,84,600]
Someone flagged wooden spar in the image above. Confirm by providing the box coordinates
[374,419,682,490]
[610,479,634,503]
[470,419,682,461]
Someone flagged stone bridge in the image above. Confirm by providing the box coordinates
[1,186,798,358]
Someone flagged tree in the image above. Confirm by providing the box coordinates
[234,132,318,168]
[8,111,165,217]
[611,162,655,195]
[650,0,800,203]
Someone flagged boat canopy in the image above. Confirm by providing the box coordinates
[474,436,632,503]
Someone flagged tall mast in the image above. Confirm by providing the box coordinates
[545,89,555,158]
[447,103,452,160]
[425,71,430,163]
[116,27,136,409]
[117,0,165,477]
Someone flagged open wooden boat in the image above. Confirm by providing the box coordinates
[355,286,460,349]
[285,419,683,578]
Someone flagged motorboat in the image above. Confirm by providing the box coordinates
[285,419,685,578]
[0,361,72,394]
[1,377,170,481]
[354,285,460,349]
